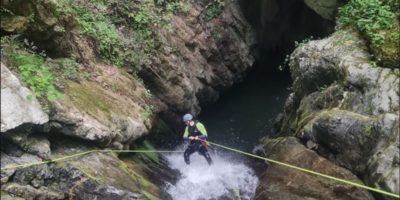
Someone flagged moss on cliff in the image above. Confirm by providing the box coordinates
[336,0,400,67]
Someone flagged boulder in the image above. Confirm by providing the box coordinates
[1,63,48,133]
[305,110,376,173]
[49,66,150,147]
[279,29,400,199]
[256,137,374,200]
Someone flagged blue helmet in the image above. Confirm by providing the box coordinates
[182,113,193,122]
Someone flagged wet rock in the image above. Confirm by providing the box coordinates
[256,137,374,200]
[1,63,48,133]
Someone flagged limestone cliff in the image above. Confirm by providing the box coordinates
[261,30,399,199]
[0,0,255,199]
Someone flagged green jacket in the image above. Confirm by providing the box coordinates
[183,121,208,140]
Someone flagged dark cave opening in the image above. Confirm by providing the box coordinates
[197,0,335,151]
[144,0,335,151]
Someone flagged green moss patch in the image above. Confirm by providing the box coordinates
[336,0,400,67]
[66,81,114,122]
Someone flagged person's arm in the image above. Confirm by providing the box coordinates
[196,122,208,140]
[183,127,189,141]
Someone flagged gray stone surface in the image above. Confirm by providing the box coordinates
[278,29,400,198]
[1,63,48,133]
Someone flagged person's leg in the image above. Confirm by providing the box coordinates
[199,145,213,165]
[184,145,196,165]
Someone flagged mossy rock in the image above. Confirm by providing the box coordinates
[66,80,114,122]
[371,19,400,68]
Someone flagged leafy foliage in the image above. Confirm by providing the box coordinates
[380,0,400,13]
[336,0,396,48]
[74,6,123,66]
[201,0,224,22]
[47,58,86,81]
[10,54,61,102]
[61,0,189,71]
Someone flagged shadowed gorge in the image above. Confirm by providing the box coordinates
[1,0,399,200]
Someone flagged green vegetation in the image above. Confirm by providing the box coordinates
[47,58,86,81]
[143,105,154,120]
[336,0,400,67]
[74,6,123,66]
[1,36,88,111]
[142,89,154,119]
[67,81,113,119]
[381,0,400,13]
[58,0,190,71]
[9,54,61,102]
[317,85,329,102]
[336,0,396,48]
[201,0,224,22]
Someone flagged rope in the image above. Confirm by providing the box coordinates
[0,149,184,171]
[207,141,400,199]
[1,141,399,199]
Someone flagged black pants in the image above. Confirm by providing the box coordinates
[184,143,213,165]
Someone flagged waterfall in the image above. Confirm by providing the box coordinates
[164,146,258,200]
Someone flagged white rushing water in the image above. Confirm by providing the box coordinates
[164,146,258,200]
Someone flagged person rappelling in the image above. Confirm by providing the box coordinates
[182,113,213,165]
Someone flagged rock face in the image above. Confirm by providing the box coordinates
[0,133,173,199]
[256,137,374,200]
[304,0,344,20]
[0,145,151,200]
[49,65,151,148]
[1,0,256,199]
[275,30,399,198]
[1,0,255,145]
[139,0,256,118]
[1,63,49,132]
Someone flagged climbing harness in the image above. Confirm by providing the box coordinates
[1,142,399,198]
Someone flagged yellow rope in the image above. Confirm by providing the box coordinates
[1,141,399,198]
[207,141,400,199]
[0,149,183,171]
